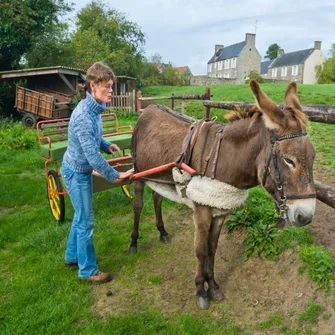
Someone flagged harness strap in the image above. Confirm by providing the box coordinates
[176,119,207,167]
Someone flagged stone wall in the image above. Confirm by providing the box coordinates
[190,75,239,86]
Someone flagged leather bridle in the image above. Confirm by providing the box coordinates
[262,129,316,219]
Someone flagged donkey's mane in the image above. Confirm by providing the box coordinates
[225,105,260,123]
[225,105,308,131]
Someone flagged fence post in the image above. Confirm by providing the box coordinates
[205,87,210,119]
[181,91,185,114]
[132,90,136,113]
[136,91,142,113]
[171,93,175,110]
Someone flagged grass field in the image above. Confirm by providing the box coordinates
[0,83,335,334]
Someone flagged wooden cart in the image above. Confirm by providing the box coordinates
[16,86,73,128]
[37,113,133,222]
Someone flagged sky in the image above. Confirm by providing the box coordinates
[70,0,335,75]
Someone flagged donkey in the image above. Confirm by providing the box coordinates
[130,80,316,309]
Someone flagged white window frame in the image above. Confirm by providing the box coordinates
[231,57,237,68]
[292,65,298,76]
[218,61,223,70]
[223,73,230,78]
[224,59,230,69]
[281,67,287,77]
[271,68,277,78]
[208,64,212,73]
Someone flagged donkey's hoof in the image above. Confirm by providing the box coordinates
[160,235,171,244]
[196,296,210,310]
[207,288,224,301]
[128,246,138,255]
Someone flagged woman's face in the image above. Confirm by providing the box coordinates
[90,79,113,104]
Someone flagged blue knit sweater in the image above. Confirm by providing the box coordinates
[63,92,120,183]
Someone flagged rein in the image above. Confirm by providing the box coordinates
[262,129,316,219]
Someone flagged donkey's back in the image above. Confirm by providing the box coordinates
[132,104,191,175]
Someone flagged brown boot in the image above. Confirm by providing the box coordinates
[79,271,112,284]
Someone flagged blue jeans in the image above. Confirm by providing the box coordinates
[61,163,98,278]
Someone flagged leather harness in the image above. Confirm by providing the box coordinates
[262,129,316,219]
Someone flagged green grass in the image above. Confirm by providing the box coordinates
[1,87,335,334]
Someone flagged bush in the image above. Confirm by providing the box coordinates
[0,118,38,151]
[245,71,265,84]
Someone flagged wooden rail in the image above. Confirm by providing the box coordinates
[203,101,335,124]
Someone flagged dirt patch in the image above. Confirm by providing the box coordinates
[92,180,335,333]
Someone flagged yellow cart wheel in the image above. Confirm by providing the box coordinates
[47,170,65,222]
[121,183,133,199]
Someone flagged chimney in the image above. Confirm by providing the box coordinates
[277,48,284,57]
[215,44,224,53]
[245,33,256,46]
[314,41,321,50]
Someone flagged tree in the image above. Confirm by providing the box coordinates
[265,43,282,60]
[71,1,146,76]
[0,0,72,70]
[316,44,335,84]
[25,23,74,68]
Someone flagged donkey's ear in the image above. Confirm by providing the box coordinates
[249,80,285,130]
[284,82,303,111]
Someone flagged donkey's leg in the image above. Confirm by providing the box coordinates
[129,181,145,254]
[152,190,170,244]
[206,215,226,301]
[193,205,212,310]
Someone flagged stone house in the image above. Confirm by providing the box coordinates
[267,41,326,84]
[207,33,261,84]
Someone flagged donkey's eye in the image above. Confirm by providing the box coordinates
[283,157,296,168]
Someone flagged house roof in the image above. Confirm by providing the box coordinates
[175,66,191,75]
[0,66,86,79]
[208,41,246,64]
[269,48,314,68]
[260,60,272,74]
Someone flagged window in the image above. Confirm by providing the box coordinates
[271,68,277,78]
[292,65,298,76]
[208,64,212,72]
[231,57,237,68]
[224,59,230,69]
[223,73,230,78]
[281,67,287,76]
[214,62,217,69]
[218,61,223,70]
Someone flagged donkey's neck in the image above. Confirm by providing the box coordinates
[192,118,265,189]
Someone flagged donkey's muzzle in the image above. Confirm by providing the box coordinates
[287,198,316,227]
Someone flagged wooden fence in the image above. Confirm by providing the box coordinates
[136,88,212,117]
[106,90,136,113]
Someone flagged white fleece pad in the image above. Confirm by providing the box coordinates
[173,168,248,210]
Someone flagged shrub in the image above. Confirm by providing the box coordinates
[0,118,38,151]
[245,71,265,84]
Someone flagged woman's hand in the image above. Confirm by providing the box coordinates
[108,143,121,156]
[118,168,135,180]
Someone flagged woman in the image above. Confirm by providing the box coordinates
[61,62,134,284]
